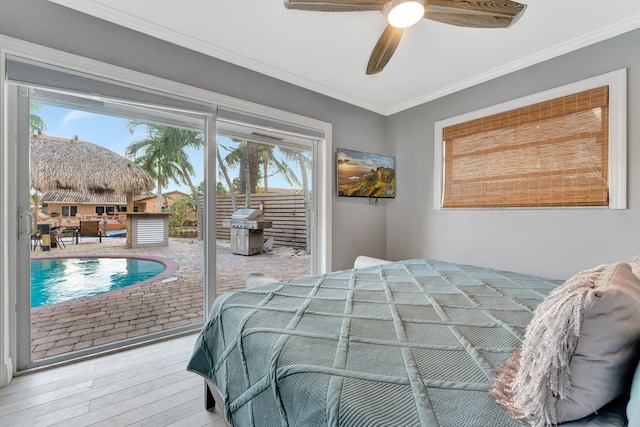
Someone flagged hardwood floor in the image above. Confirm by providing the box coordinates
[0,333,228,426]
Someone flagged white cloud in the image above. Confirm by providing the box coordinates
[60,110,97,127]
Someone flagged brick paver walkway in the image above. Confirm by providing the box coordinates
[29,237,310,361]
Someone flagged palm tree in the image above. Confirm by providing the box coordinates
[30,102,47,133]
[238,141,259,196]
[218,139,302,201]
[258,144,302,193]
[218,139,257,210]
[30,103,47,229]
[259,144,275,193]
[217,141,238,211]
[281,147,313,253]
[127,122,205,239]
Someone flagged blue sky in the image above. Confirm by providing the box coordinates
[336,147,395,169]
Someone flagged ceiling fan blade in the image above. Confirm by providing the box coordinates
[284,0,387,12]
[425,0,526,28]
[366,25,404,75]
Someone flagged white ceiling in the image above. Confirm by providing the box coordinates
[49,0,640,116]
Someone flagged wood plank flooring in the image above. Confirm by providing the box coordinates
[0,333,228,427]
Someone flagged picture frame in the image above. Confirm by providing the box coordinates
[336,148,395,198]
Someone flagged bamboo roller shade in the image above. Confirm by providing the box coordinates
[442,86,609,208]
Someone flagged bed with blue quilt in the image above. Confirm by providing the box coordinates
[187,258,639,426]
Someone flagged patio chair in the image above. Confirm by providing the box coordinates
[58,227,79,246]
[79,220,102,243]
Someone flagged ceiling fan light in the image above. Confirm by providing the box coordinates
[386,0,425,28]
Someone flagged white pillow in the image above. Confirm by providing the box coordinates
[353,255,393,269]
[245,272,278,288]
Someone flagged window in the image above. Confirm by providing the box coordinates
[95,206,115,215]
[434,69,627,209]
[443,87,609,208]
[61,205,78,217]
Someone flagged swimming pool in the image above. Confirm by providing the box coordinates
[31,257,166,308]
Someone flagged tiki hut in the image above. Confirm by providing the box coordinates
[30,134,155,248]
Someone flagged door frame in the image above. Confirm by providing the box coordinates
[0,34,332,378]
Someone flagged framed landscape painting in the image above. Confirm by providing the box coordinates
[336,148,395,198]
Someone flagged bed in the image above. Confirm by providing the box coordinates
[187,258,640,426]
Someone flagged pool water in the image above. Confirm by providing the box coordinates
[31,258,165,308]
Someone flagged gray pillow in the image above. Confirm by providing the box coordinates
[491,262,640,425]
[628,360,640,427]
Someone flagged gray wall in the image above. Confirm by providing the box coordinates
[387,29,640,280]
[0,0,390,271]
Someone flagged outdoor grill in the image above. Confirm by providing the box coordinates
[229,208,272,256]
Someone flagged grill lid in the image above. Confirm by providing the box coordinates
[231,208,262,221]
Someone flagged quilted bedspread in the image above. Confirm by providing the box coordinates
[187,259,627,426]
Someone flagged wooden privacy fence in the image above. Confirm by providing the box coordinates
[216,193,309,250]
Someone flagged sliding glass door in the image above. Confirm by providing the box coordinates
[4,53,331,372]
[8,58,212,369]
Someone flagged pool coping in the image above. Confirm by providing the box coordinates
[30,255,180,308]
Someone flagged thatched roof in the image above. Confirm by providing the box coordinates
[30,135,154,194]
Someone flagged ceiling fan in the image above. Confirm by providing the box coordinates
[284,0,527,74]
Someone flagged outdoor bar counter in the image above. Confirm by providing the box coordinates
[126,212,170,248]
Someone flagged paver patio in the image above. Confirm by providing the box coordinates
[29,237,310,361]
